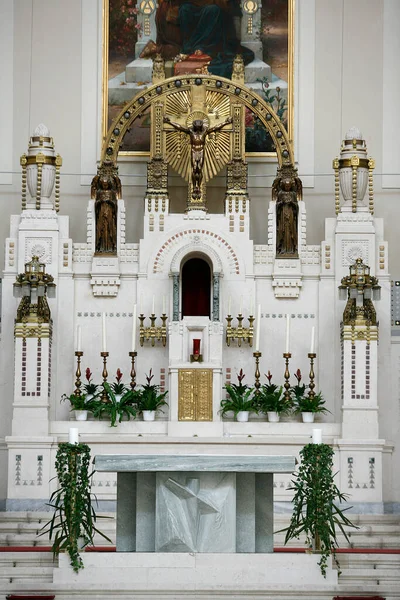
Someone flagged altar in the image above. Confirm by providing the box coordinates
[95,454,296,553]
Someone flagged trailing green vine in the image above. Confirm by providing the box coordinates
[41,443,111,573]
[280,443,357,577]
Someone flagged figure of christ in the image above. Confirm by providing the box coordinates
[163,116,233,199]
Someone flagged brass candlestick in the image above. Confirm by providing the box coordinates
[129,351,137,389]
[308,353,317,400]
[74,351,83,396]
[253,351,262,395]
[139,313,168,346]
[100,351,109,402]
[283,352,292,403]
[225,314,254,346]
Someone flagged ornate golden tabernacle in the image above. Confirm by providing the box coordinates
[178,369,213,421]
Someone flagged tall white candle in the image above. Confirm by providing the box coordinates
[239,296,243,315]
[228,296,232,315]
[102,312,107,352]
[255,304,261,351]
[310,326,315,354]
[250,296,254,316]
[152,295,155,315]
[132,304,137,352]
[69,428,79,445]
[162,296,166,315]
[76,325,82,352]
[140,294,143,315]
[285,314,290,353]
[312,428,322,444]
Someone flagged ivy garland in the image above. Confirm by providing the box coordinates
[281,443,357,577]
[41,443,111,573]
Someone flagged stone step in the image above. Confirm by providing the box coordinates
[340,567,400,585]
[0,566,53,582]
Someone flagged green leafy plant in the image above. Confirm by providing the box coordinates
[291,369,307,402]
[220,369,257,418]
[257,371,291,415]
[83,368,100,397]
[40,443,111,573]
[91,383,137,427]
[279,443,357,577]
[294,391,329,415]
[111,368,127,395]
[61,393,90,412]
[137,369,168,412]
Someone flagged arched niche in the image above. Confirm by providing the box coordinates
[181,255,212,318]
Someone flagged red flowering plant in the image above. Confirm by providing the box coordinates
[137,369,168,413]
[256,371,289,415]
[220,369,257,418]
[290,369,307,402]
[83,368,100,397]
[111,368,127,395]
[109,0,141,58]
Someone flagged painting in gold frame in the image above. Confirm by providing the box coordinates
[103,0,293,156]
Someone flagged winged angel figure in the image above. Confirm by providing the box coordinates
[272,170,303,257]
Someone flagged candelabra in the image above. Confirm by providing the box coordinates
[139,313,168,347]
[307,353,316,400]
[100,351,109,402]
[226,314,254,347]
[129,351,137,389]
[74,351,83,396]
[253,351,262,395]
[283,352,292,403]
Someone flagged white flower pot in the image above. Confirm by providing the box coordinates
[115,394,122,403]
[143,410,156,421]
[75,410,88,421]
[236,411,249,422]
[267,411,280,423]
[302,412,315,423]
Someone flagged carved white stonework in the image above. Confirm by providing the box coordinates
[341,240,369,267]
[338,127,370,208]
[119,243,139,263]
[25,237,52,264]
[90,256,120,297]
[72,243,92,263]
[254,245,274,265]
[26,124,57,207]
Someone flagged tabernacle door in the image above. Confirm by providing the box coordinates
[178,368,213,421]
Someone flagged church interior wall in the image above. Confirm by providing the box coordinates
[0,0,400,514]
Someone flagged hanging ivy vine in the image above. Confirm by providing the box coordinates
[280,443,357,577]
[41,443,111,573]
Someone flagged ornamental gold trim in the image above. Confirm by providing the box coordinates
[15,322,52,339]
[341,324,378,344]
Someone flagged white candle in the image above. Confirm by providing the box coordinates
[285,314,290,353]
[140,294,143,315]
[69,428,79,445]
[76,325,82,352]
[132,304,137,352]
[239,296,243,315]
[312,428,322,444]
[228,296,232,315]
[102,312,107,352]
[255,304,261,351]
[250,296,254,316]
[152,295,155,315]
[310,326,315,354]
[162,296,166,315]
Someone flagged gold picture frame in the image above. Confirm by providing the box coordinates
[103,0,294,157]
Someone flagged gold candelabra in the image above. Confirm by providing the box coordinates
[129,351,137,389]
[226,314,254,347]
[100,351,109,402]
[308,353,316,400]
[139,313,168,347]
[283,352,292,403]
[253,351,262,395]
[74,351,83,396]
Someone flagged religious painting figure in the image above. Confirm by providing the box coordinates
[155,0,254,78]
[273,175,302,257]
[163,115,233,199]
[92,176,118,254]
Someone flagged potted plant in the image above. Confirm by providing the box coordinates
[91,383,137,427]
[83,368,100,401]
[220,369,256,422]
[40,442,111,572]
[295,392,329,423]
[279,443,357,577]
[110,368,127,402]
[61,393,91,421]
[137,369,168,421]
[257,371,290,422]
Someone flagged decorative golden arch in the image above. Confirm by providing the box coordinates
[101,74,294,169]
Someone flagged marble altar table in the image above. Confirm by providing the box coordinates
[95,454,296,553]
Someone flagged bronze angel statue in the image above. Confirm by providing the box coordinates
[91,165,122,255]
[272,170,303,257]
